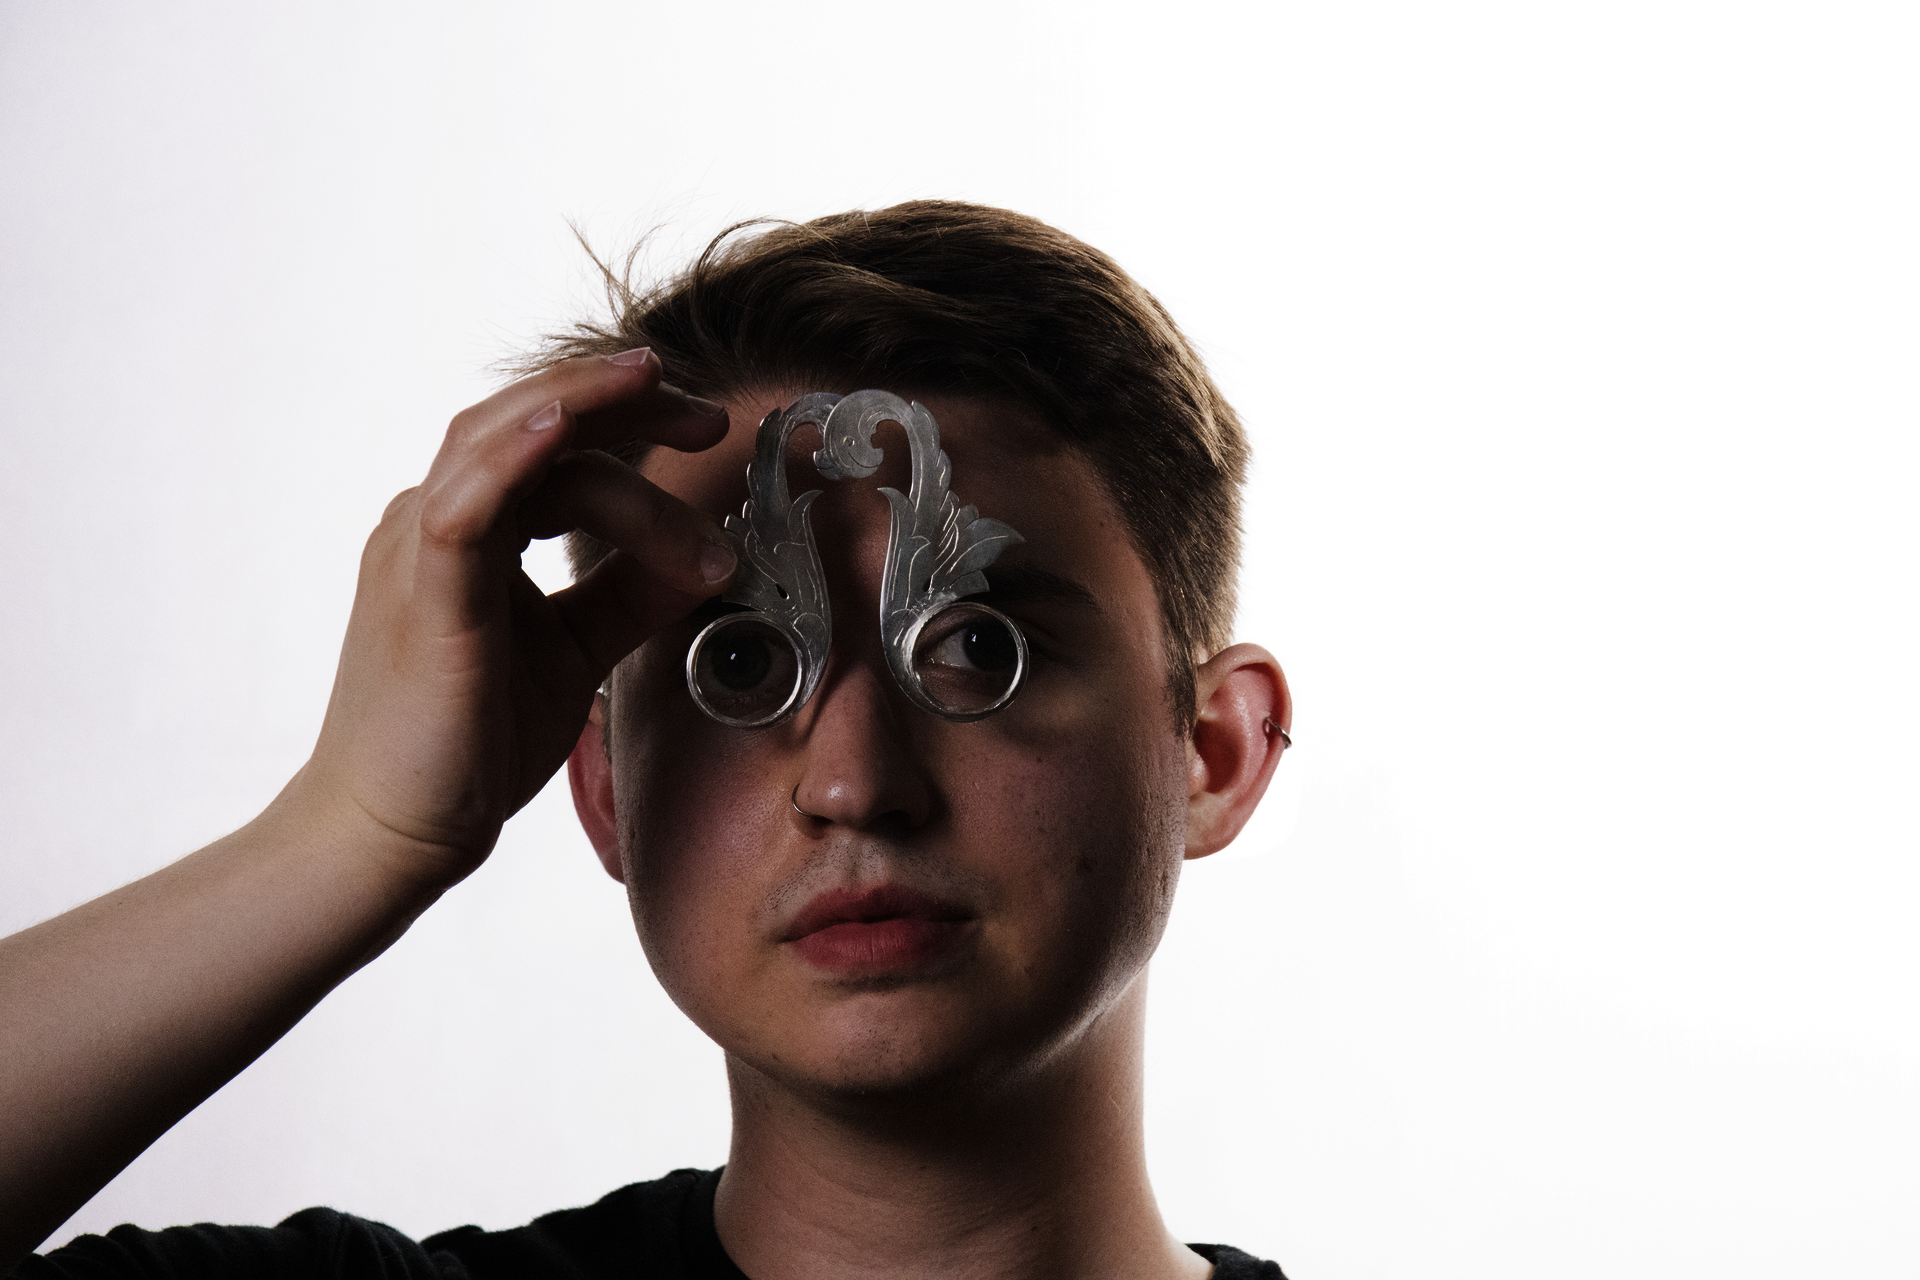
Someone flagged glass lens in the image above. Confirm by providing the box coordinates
[910,602,1026,717]
[688,614,802,727]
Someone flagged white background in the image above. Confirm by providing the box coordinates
[2,2,1916,1275]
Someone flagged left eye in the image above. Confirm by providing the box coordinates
[910,602,1028,717]
[924,615,1019,673]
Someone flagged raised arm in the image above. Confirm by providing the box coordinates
[0,350,733,1266]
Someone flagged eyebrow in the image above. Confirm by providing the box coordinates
[977,565,1104,614]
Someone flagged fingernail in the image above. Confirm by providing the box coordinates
[686,395,728,419]
[606,347,655,369]
[699,539,737,587]
[527,400,563,432]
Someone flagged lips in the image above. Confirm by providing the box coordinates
[782,885,975,976]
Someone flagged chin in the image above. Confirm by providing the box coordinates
[783,1000,1010,1097]
[730,978,1128,1118]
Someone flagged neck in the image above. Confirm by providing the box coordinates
[712,974,1208,1280]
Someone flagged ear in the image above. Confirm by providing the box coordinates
[567,694,626,884]
[1184,644,1291,860]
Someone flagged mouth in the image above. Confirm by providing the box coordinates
[781,884,976,977]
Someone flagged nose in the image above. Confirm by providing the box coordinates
[789,654,933,834]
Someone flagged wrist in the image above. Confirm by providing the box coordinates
[259,765,497,907]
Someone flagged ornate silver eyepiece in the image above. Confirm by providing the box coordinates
[683,391,1027,727]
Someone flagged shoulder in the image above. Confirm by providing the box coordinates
[14,1207,451,1278]
[1187,1242,1290,1280]
[15,1170,724,1280]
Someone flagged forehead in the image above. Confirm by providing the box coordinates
[641,389,1156,622]
[644,389,1063,517]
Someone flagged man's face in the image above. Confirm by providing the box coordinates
[601,390,1193,1098]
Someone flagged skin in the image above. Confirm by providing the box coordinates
[569,390,1291,1279]
[0,351,736,1266]
[0,358,1289,1278]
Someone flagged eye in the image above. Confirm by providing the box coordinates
[909,602,1028,719]
[686,613,803,727]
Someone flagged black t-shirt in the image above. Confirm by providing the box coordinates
[16,1168,1287,1278]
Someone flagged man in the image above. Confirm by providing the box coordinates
[0,202,1292,1278]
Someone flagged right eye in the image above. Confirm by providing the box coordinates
[686,614,803,727]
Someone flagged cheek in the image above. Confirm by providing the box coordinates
[960,725,1189,986]
[606,643,779,1006]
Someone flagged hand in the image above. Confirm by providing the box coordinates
[0,351,737,1260]
[294,348,734,889]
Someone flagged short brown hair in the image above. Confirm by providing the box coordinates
[534,201,1247,722]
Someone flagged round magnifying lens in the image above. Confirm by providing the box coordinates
[907,601,1029,721]
[686,612,804,728]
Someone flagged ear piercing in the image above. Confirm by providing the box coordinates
[1263,715,1293,749]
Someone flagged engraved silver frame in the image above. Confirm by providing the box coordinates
[684,390,1028,727]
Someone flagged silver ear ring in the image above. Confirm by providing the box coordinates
[1263,715,1293,749]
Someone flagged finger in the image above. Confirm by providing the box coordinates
[576,378,731,456]
[525,450,736,599]
[417,399,581,555]
[549,550,711,678]
[408,359,730,639]
[444,351,728,470]
[380,486,420,523]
